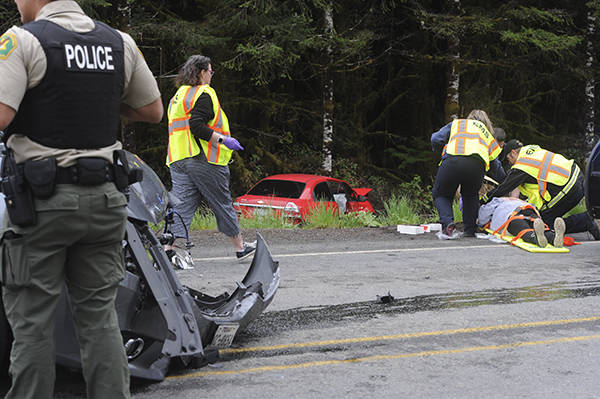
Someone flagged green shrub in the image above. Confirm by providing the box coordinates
[338,211,382,228]
[381,194,421,225]
[395,175,436,216]
[303,203,339,228]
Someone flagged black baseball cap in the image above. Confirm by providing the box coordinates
[500,139,523,161]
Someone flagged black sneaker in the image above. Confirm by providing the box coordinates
[236,242,256,261]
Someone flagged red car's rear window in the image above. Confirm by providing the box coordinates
[247,180,306,199]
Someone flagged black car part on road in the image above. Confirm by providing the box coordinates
[0,150,280,384]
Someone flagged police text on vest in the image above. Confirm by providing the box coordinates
[64,44,114,72]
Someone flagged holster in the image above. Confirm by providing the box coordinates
[113,150,143,192]
[1,149,36,227]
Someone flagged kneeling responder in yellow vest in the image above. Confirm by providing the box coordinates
[482,140,600,239]
[431,109,502,238]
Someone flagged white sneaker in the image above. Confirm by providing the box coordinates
[553,217,565,248]
[533,218,547,247]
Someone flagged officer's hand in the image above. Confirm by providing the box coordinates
[223,137,244,151]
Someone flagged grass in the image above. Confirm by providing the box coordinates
[190,207,218,230]
[381,194,422,225]
[151,194,475,232]
[238,210,298,229]
[164,194,435,231]
[453,199,463,223]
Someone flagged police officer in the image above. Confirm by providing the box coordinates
[0,1,163,398]
[484,140,600,239]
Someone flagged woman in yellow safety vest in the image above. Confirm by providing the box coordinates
[431,109,502,239]
[483,140,600,239]
[165,55,256,261]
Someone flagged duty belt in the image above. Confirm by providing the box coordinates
[56,162,115,185]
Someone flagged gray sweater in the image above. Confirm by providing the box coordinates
[478,197,529,231]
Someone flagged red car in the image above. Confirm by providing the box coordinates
[233,174,374,222]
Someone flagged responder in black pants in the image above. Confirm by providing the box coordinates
[0,1,163,398]
[483,140,600,239]
[431,110,502,238]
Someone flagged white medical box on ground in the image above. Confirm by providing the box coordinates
[420,223,442,232]
[397,225,425,235]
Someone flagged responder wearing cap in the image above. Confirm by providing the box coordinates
[0,1,163,398]
[483,139,600,239]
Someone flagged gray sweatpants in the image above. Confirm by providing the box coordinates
[169,155,240,239]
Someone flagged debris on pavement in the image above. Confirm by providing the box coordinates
[376,291,395,304]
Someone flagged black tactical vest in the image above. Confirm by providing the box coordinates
[7,20,124,149]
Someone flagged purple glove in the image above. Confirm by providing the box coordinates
[223,136,244,151]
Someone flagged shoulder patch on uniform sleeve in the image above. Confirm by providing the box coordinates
[0,32,17,60]
[136,46,145,60]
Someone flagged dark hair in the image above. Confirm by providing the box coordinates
[493,127,506,142]
[175,55,211,86]
[501,139,523,161]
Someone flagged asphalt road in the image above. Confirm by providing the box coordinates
[53,228,600,398]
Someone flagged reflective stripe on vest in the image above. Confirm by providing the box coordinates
[444,119,500,170]
[512,145,573,205]
[545,164,580,210]
[166,85,232,166]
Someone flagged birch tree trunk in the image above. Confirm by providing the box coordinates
[585,10,596,152]
[445,0,460,121]
[322,4,334,173]
[117,0,137,152]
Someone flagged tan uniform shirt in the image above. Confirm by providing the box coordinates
[0,0,161,166]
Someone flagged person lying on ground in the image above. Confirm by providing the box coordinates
[478,197,566,247]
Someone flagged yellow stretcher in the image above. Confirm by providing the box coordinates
[484,228,570,253]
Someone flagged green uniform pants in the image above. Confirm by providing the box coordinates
[1,183,130,399]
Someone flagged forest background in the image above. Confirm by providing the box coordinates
[2,0,600,211]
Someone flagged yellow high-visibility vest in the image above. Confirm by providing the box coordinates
[512,145,575,209]
[166,84,232,166]
[443,119,501,171]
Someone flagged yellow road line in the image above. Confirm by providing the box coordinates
[220,315,600,354]
[168,334,600,379]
